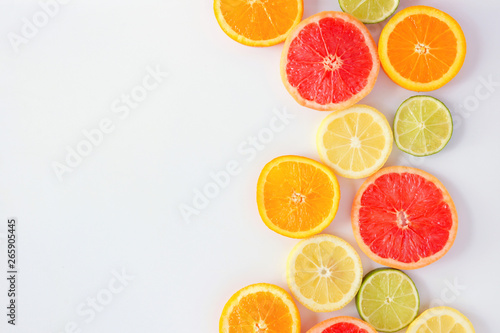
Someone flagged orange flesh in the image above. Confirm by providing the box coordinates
[228,291,294,332]
[387,14,458,83]
[263,161,336,232]
[219,0,300,40]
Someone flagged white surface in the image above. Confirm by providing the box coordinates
[0,0,499,332]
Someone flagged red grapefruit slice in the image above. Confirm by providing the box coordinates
[307,316,377,333]
[280,11,379,111]
[352,166,458,270]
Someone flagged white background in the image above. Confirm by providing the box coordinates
[1,0,499,332]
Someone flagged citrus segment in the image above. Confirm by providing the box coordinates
[339,0,399,24]
[214,0,303,46]
[406,307,475,333]
[394,96,453,156]
[379,6,466,91]
[352,166,458,269]
[286,234,363,312]
[257,156,340,238]
[317,105,393,179]
[281,12,379,111]
[307,316,377,333]
[219,283,301,333]
[356,268,419,332]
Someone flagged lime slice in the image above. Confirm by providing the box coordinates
[339,0,399,24]
[394,95,453,157]
[355,268,419,332]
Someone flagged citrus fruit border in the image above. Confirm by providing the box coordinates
[216,1,474,332]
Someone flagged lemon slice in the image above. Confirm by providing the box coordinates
[339,0,400,24]
[286,234,363,312]
[317,105,393,179]
[406,307,475,333]
[394,96,453,156]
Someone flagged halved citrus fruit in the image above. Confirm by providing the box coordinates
[379,6,466,91]
[286,234,363,312]
[257,156,340,238]
[219,283,301,333]
[317,105,393,179]
[214,0,303,47]
[280,11,379,111]
[356,268,420,332]
[307,316,377,333]
[351,166,458,269]
[394,95,453,156]
[406,307,475,333]
[339,0,399,24]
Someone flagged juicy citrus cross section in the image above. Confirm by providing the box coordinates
[394,95,453,156]
[379,6,466,91]
[281,11,379,111]
[352,166,458,269]
[257,156,340,238]
[287,234,363,312]
[214,0,303,47]
[317,105,393,179]
[406,307,475,333]
[307,316,378,333]
[356,268,420,332]
[339,0,400,24]
[219,283,301,333]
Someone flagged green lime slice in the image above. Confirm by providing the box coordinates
[339,0,399,24]
[394,95,453,157]
[356,268,420,333]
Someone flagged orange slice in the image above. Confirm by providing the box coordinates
[214,0,303,47]
[219,283,301,333]
[379,6,466,91]
[257,155,340,238]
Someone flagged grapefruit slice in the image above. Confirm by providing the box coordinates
[351,166,458,269]
[280,12,379,111]
[307,316,377,333]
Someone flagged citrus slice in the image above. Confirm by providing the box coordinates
[379,6,466,91]
[316,105,393,179]
[356,268,419,332]
[394,96,453,156]
[213,0,303,47]
[339,0,399,24]
[307,316,377,333]
[406,307,475,333]
[280,11,379,111]
[286,234,363,312]
[257,156,340,238]
[219,283,301,333]
[352,166,458,269]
